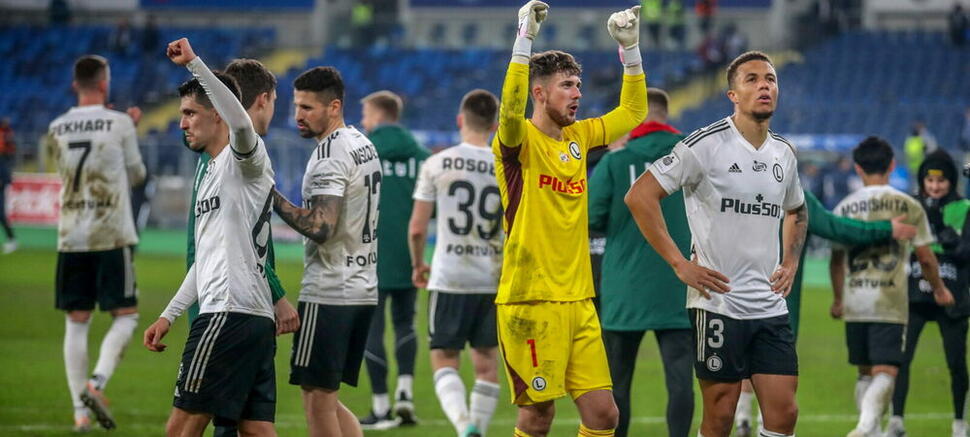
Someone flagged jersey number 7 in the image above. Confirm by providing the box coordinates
[68,141,92,192]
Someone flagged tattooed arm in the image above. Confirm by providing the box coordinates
[271,188,342,245]
[771,203,808,297]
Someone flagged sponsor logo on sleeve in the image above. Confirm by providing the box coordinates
[654,153,679,174]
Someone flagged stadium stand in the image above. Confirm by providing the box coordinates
[676,30,970,151]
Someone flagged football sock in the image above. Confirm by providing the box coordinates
[514,428,534,437]
[858,372,894,433]
[91,313,138,390]
[736,389,754,425]
[470,379,500,433]
[372,393,390,417]
[758,430,793,437]
[578,423,614,436]
[397,374,414,400]
[854,374,873,412]
[433,367,469,433]
[64,316,90,411]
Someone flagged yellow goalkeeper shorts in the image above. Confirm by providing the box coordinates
[496,298,612,405]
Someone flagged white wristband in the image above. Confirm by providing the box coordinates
[513,36,533,59]
[618,44,642,67]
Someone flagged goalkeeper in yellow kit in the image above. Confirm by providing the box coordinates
[492,2,647,436]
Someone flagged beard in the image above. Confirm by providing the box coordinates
[546,107,576,128]
[182,133,204,154]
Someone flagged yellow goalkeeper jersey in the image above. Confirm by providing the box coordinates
[492,61,646,304]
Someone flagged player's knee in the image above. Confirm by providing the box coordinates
[67,310,92,323]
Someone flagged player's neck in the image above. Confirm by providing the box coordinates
[459,128,492,148]
[530,111,564,141]
[314,119,346,143]
[731,113,769,150]
[76,93,105,107]
[861,173,890,186]
[205,128,231,158]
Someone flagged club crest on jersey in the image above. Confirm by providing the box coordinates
[568,142,582,160]
[773,163,784,182]
[531,376,547,391]
[706,355,723,372]
[753,160,767,172]
[655,153,679,174]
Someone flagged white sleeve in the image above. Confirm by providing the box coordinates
[159,264,199,323]
[185,57,259,158]
[647,142,704,194]
[120,116,146,186]
[307,150,351,198]
[412,155,436,202]
[783,159,805,210]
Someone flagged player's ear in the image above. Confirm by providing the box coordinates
[329,98,342,115]
[888,159,896,173]
[531,83,545,104]
[456,113,464,130]
[726,88,738,105]
[853,163,864,177]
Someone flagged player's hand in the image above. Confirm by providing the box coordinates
[830,300,843,319]
[890,215,916,241]
[412,264,431,289]
[166,38,197,66]
[143,318,171,352]
[274,298,300,336]
[770,263,797,297]
[517,0,549,40]
[673,258,730,299]
[126,106,142,126]
[607,5,641,49]
[935,286,956,307]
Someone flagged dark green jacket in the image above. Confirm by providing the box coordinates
[186,152,286,323]
[786,189,893,336]
[589,122,690,331]
[369,124,431,289]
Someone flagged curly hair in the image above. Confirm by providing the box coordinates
[529,50,582,85]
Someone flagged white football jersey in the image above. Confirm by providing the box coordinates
[649,116,805,320]
[834,185,934,324]
[413,143,503,294]
[299,126,381,306]
[48,105,142,252]
[192,138,276,320]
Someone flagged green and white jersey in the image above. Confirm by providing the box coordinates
[834,185,934,323]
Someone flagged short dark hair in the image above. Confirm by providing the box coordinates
[459,89,499,132]
[361,90,403,122]
[177,71,241,109]
[852,136,895,175]
[293,67,344,104]
[726,51,773,89]
[646,87,670,114]
[529,50,582,86]
[74,55,109,90]
[225,58,277,110]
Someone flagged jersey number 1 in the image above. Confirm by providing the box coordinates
[68,141,92,192]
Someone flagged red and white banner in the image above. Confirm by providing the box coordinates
[5,173,61,225]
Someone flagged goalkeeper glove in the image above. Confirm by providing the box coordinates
[513,0,548,58]
[608,5,642,67]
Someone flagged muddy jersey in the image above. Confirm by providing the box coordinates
[834,185,934,323]
[48,105,143,252]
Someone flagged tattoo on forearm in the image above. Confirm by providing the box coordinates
[272,190,341,244]
[787,205,808,261]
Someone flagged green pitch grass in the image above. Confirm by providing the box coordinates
[0,228,956,436]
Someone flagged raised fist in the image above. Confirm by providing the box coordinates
[608,5,641,49]
[166,38,197,66]
[517,0,549,40]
